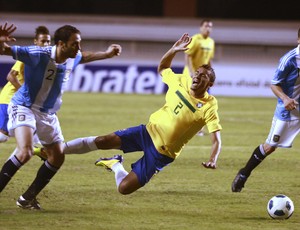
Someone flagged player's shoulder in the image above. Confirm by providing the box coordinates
[207,94,218,106]
[278,47,298,68]
[28,45,52,54]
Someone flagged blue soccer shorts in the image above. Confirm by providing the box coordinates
[0,104,9,133]
[115,124,174,186]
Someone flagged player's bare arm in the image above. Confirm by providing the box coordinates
[158,33,192,74]
[6,69,22,89]
[271,84,298,110]
[80,44,121,63]
[202,130,221,169]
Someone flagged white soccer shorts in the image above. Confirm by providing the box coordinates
[7,104,64,145]
[265,117,300,148]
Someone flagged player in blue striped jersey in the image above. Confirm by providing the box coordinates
[232,27,300,192]
[0,23,121,209]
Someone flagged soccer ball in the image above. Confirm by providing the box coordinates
[267,194,294,219]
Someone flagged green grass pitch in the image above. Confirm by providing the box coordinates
[0,92,299,230]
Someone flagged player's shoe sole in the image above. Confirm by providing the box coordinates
[95,155,124,171]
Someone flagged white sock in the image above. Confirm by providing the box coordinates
[63,137,98,154]
[259,144,266,156]
[111,162,128,188]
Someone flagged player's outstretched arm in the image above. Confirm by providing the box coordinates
[158,33,192,74]
[80,44,122,63]
[202,130,221,169]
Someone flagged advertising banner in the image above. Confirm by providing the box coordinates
[0,62,275,97]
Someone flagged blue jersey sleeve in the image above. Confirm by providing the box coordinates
[11,46,49,67]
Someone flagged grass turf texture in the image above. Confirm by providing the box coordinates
[0,92,299,230]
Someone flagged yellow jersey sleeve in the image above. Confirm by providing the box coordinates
[146,68,221,159]
[0,61,24,104]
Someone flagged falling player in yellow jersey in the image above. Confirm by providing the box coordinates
[0,25,50,159]
[62,33,222,195]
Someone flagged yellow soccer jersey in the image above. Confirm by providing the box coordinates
[0,61,24,104]
[183,34,214,75]
[146,68,221,159]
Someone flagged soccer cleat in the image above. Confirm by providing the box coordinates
[95,155,124,171]
[231,170,248,192]
[33,147,47,161]
[16,196,42,210]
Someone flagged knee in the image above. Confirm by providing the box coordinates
[95,134,121,149]
[46,148,65,166]
[118,181,133,195]
[16,146,34,163]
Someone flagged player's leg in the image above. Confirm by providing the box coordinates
[232,118,300,192]
[95,154,129,190]
[96,125,174,195]
[118,171,141,194]
[231,144,273,192]
[17,112,64,209]
[95,154,143,195]
[0,125,34,193]
[62,133,119,154]
[239,143,275,178]
[63,136,98,154]
[18,142,64,210]
[95,126,145,194]
[19,142,63,200]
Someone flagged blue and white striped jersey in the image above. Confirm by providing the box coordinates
[10,45,82,113]
[271,45,300,121]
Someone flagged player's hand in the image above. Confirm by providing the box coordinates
[283,97,298,111]
[172,33,192,52]
[202,161,216,169]
[106,44,122,57]
[0,22,17,42]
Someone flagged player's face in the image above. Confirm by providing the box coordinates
[200,21,213,38]
[191,67,212,92]
[62,33,82,58]
[34,34,51,47]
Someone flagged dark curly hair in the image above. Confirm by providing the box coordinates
[54,25,80,45]
[35,26,49,39]
[201,64,216,83]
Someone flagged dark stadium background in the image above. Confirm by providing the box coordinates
[0,0,299,20]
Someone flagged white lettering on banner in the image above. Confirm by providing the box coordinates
[123,66,139,93]
[210,64,275,97]
[67,64,166,94]
[102,70,124,93]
